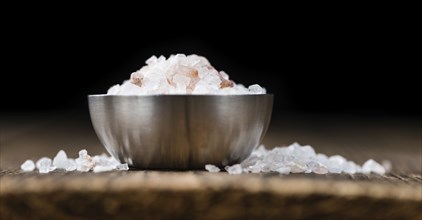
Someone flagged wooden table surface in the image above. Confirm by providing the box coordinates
[1,111,421,219]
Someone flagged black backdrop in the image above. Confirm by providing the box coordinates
[2,6,419,119]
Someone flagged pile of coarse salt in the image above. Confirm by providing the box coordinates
[20,149,129,173]
[206,143,390,175]
[107,54,266,95]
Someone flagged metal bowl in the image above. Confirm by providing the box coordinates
[88,94,273,169]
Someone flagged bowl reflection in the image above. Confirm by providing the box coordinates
[88,94,273,169]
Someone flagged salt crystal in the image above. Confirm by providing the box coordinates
[248,164,263,173]
[205,164,221,173]
[116,163,129,171]
[107,84,120,95]
[92,155,113,167]
[76,150,94,172]
[53,150,69,170]
[316,153,329,165]
[119,81,145,95]
[66,159,77,171]
[275,166,291,174]
[93,165,114,173]
[37,157,55,174]
[36,157,51,169]
[260,163,272,173]
[79,149,88,159]
[306,161,328,174]
[300,145,316,158]
[225,164,243,174]
[343,161,357,174]
[328,155,347,173]
[362,159,386,175]
[76,159,93,172]
[248,84,266,94]
[288,161,307,173]
[312,165,329,175]
[20,160,35,172]
[329,155,347,165]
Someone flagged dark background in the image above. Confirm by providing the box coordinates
[2,6,419,120]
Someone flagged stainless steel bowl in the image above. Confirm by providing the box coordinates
[88,94,273,169]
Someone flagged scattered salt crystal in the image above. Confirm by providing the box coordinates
[53,150,69,170]
[92,155,112,167]
[249,165,262,174]
[312,164,329,175]
[93,165,114,173]
[275,166,291,174]
[106,54,266,95]
[362,159,386,175]
[328,155,347,166]
[76,159,94,172]
[116,163,129,171]
[306,161,329,174]
[302,145,316,157]
[343,161,357,174]
[327,155,347,173]
[21,148,130,174]
[225,164,243,174]
[79,149,88,159]
[66,159,77,171]
[36,157,51,169]
[206,143,390,176]
[20,160,35,172]
[289,161,308,173]
[205,164,221,173]
[37,157,55,174]
[75,149,96,172]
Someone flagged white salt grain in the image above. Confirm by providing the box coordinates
[37,158,55,174]
[225,164,242,175]
[76,159,94,172]
[53,150,69,170]
[93,165,114,173]
[79,149,88,159]
[289,161,308,173]
[76,149,95,172]
[275,166,291,174]
[343,161,358,174]
[116,163,129,171]
[205,164,221,173]
[362,159,386,175]
[20,160,35,172]
[36,157,51,170]
[66,159,77,171]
